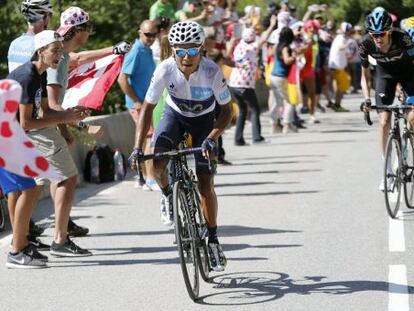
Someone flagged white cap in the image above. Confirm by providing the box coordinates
[340,22,352,33]
[34,30,63,51]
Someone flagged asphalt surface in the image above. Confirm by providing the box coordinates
[0,94,413,311]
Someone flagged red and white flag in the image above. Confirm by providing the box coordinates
[0,79,59,179]
[62,54,123,110]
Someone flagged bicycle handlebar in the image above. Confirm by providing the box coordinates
[138,147,203,162]
[134,147,216,185]
[360,103,414,126]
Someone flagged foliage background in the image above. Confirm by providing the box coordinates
[1,0,414,114]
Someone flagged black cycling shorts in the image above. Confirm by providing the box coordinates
[151,105,215,175]
[375,68,414,107]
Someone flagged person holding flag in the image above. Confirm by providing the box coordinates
[45,6,131,242]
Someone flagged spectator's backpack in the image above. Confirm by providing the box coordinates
[84,145,115,183]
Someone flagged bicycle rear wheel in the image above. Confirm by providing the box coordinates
[403,133,414,208]
[384,135,403,218]
[192,188,210,282]
[0,199,5,232]
[173,181,200,301]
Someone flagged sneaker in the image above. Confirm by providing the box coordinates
[272,124,283,133]
[28,235,50,251]
[208,241,227,272]
[253,136,266,144]
[6,245,47,269]
[217,158,232,165]
[25,244,48,262]
[50,238,92,257]
[300,106,309,114]
[29,219,45,237]
[68,219,89,237]
[317,103,326,113]
[235,139,248,146]
[160,193,174,226]
[143,179,161,192]
[282,124,298,134]
[332,105,349,112]
[309,115,320,124]
[379,176,395,192]
[134,175,145,189]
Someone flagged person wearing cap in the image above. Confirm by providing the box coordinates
[328,22,353,112]
[7,0,56,241]
[280,0,289,12]
[6,30,87,267]
[229,15,277,145]
[45,6,131,247]
[118,20,159,191]
[149,0,176,22]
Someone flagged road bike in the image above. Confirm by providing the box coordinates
[136,141,212,300]
[363,103,414,218]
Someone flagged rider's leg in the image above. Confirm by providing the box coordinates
[197,174,217,229]
[408,111,414,130]
[153,158,170,190]
[378,111,391,155]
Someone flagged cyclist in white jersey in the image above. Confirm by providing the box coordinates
[130,21,233,272]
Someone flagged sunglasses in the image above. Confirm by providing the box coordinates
[174,47,201,58]
[369,31,388,38]
[143,32,157,38]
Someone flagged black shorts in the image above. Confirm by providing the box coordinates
[375,68,414,106]
[151,105,215,175]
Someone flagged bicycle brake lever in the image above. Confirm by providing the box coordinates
[364,111,373,126]
[135,159,146,186]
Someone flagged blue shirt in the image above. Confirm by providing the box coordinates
[271,46,291,78]
[121,39,156,109]
[8,33,35,73]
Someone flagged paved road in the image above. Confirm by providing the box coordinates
[1,95,413,311]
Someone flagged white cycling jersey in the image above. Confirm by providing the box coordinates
[145,57,232,118]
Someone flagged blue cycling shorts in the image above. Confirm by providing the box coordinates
[0,167,36,194]
[151,105,215,175]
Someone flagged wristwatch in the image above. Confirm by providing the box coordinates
[77,121,87,129]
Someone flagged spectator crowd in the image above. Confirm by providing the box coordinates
[0,0,405,269]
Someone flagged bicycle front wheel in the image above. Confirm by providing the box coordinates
[384,135,403,218]
[192,187,210,282]
[403,133,414,208]
[173,181,200,301]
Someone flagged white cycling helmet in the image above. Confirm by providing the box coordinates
[168,21,205,46]
[21,0,53,23]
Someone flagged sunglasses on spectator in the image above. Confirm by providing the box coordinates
[369,31,388,38]
[143,32,157,38]
[174,47,201,58]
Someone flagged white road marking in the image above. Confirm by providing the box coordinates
[389,212,405,252]
[389,265,409,311]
